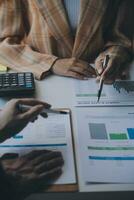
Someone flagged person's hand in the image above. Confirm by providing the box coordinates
[51,58,96,79]
[95,49,131,84]
[0,98,51,142]
[0,150,64,199]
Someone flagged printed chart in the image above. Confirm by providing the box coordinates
[75,106,134,183]
[73,79,134,106]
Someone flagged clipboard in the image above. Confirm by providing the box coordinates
[44,108,78,192]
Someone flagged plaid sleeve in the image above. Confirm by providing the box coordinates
[0,0,58,80]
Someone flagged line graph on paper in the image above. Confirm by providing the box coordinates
[113,81,134,93]
[73,79,134,106]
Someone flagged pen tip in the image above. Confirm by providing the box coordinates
[97,97,100,103]
[60,111,68,114]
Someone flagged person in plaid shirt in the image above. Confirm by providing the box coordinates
[0,0,133,83]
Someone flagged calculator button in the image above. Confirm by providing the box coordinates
[26,85,32,88]
[26,80,32,83]
[26,83,32,87]
[25,73,31,76]
[3,84,9,87]
[18,73,24,76]
[19,83,25,86]
[11,83,17,86]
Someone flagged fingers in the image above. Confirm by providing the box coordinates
[95,54,105,75]
[70,66,95,78]
[23,150,63,183]
[35,157,64,173]
[16,98,51,109]
[30,116,38,123]
[40,112,48,118]
[32,151,62,166]
[96,55,122,84]
[69,60,96,79]
[52,57,97,80]
[38,166,62,182]
[75,62,96,75]
[23,150,51,160]
[67,71,87,80]
[19,104,44,121]
[1,153,19,160]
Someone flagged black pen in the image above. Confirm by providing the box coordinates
[97,55,110,102]
[18,104,68,115]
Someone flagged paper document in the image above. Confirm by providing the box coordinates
[0,111,76,185]
[73,79,134,106]
[75,106,134,183]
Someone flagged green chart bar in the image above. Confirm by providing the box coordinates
[109,133,127,140]
[88,146,134,150]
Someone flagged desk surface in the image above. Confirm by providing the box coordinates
[0,62,134,193]
[35,75,78,192]
[34,61,134,192]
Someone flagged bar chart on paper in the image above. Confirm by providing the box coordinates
[88,123,134,141]
[75,106,134,183]
[73,79,134,106]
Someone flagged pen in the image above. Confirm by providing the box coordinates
[97,55,110,102]
[18,104,68,115]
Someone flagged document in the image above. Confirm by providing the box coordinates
[75,106,134,183]
[73,79,134,106]
[0,111,76,185]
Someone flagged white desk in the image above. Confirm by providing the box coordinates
[34,61,134,192]
[0,61,134,192]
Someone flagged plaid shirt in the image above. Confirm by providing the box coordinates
[0,0,133,79]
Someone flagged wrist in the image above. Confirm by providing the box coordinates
[50,58,60,73]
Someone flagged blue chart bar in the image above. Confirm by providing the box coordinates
[0,143,67,148]
[127,128,134,139]
[13,135,23,139]
[89,156,134,160]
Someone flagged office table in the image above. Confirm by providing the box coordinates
[34,60,134,193]
[0,61,134,195]
[26,62,134,199]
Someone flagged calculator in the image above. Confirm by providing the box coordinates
[0,72,35,97]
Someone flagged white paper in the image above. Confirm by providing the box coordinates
[73,79,134,106]
[75,106,134,183]
[0,112,76,185]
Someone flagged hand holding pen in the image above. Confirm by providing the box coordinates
[97,55,110,102]
[0,99,50,141]
[0,98,68,142]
